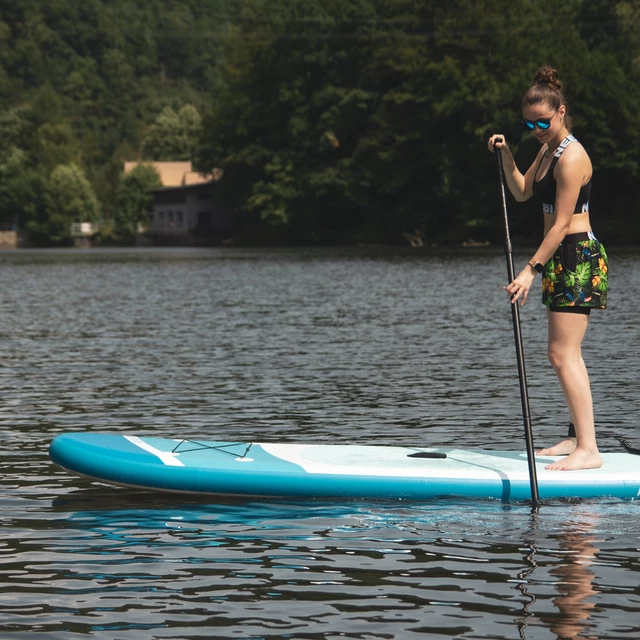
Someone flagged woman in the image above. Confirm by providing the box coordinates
[488,65,608,471]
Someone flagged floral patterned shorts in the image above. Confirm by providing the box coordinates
[542,232,608,310]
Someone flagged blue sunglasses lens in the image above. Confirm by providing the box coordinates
[523,118,552,131]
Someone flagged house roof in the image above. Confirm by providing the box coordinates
[124,161,219,187]
[183,171,211,186]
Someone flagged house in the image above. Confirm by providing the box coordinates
[147,180,231,245]
[124,162,230,246]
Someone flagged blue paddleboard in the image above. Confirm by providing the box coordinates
[49,433,640,501]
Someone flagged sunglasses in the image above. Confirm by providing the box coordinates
[521,112,556,131]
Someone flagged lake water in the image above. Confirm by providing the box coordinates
[1,246,639,639]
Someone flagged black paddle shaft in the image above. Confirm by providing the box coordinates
[494,139,540,504]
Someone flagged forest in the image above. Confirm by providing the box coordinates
[0,0,639,246]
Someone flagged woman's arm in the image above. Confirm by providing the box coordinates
[488,135,547,202]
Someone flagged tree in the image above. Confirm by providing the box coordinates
[198,0,640,245]
[0,0,638,245]
[0,1,229,244]
[616,1,640,72]
[33,163,101,244]
[0,147,42,229]
[112,164,162,242]
[142,105,203,160]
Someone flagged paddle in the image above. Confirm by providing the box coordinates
[493,138,540,504]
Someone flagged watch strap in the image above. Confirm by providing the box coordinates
[528,259,544,274]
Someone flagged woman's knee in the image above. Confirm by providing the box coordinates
[547,345,571,371]
[547,344,580,373]
[548,345,563,371]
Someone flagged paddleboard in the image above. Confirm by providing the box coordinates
[49,433,640,501]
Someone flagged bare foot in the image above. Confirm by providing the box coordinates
[544,448,603,471]
[536,438,576,457]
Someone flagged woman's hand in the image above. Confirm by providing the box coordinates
[488,134,509,154]
[505,266,536,305]
[487,134,530,201]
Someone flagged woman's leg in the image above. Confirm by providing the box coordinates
[537,309,602,471]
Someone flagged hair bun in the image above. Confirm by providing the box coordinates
[533,65,562,91]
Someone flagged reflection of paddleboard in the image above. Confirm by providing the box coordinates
[49,433,640,501]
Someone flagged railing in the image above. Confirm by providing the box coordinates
[71,222,99,236]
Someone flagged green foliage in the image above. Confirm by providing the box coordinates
[0,0,639,245]
[197,0,640,245]
[616,1,640,72]
[112,164,162,242]
[0,0,228,244]
[142,105,203,161]
[34,163,101,244]
[0,147,41,227]
[576,262,591,287]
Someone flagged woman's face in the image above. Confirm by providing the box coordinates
[522,102,566,145]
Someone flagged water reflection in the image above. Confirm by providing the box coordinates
[517,508,601,640]
[45,493,626,639]
[548,513,599,640]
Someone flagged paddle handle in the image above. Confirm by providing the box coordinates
[494,139,513,255]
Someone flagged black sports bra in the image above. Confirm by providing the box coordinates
[532,134,591,215]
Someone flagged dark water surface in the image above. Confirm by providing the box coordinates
[1,246,639,639]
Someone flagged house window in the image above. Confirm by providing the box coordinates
[158,211,165,228]
[168,211,175,227]
[176,211,183,228]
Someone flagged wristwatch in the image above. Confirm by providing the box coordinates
[528,259,544,274]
